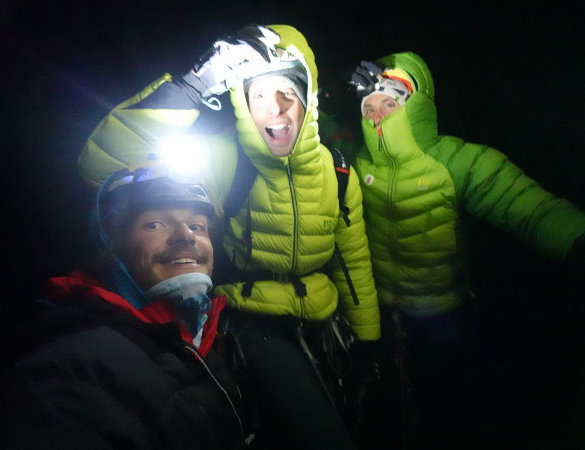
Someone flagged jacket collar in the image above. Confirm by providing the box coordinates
[47,270,225,357]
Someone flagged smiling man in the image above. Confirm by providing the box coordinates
[100,169,216,292]
[0,163,248,449]
[121,207,213,289]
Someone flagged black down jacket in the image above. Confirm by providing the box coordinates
[0,284,246,450]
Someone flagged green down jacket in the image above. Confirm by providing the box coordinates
[78,25,380,340]
[348,51,585,317]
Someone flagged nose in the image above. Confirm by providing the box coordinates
[168,223,196,246]
[268,91,289,116]
[373,109,384,127]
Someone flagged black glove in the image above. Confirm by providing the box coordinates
[184,25,280,99]
[348,60,384,99]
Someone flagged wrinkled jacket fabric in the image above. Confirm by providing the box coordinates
[354,51,585,316]
[78,25,380,340]
[0,272,244,449]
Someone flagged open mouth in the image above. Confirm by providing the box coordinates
[266,123,290,140]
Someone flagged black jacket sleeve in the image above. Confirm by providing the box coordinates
[0,325,243,449]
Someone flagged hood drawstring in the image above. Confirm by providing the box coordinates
[377,125,387,154]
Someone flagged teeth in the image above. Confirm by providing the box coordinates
[267,123,288,130]
[170,258,196,264]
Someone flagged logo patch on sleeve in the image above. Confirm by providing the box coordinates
[364,174,375,185]
[416,177,429,191]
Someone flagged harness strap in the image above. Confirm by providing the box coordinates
[238,269,316,298]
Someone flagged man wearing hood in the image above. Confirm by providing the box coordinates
[77,24,379,448]
[322,53,585,448]
[0,163,248,449]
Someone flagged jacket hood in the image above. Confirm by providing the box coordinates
[377,52,435,101]
[362,51,438,165]
[230,25,321,171]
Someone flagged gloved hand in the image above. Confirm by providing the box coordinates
[186,25,280,98]
[348,60,384,99]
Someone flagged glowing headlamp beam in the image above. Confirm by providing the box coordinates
[155,135,210,181]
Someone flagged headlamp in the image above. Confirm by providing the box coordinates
[154,134,210,181]
[240,47,301,82]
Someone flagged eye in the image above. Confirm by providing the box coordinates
[382,100,398,111]
[189,223,208,234]
[144,221,165,230]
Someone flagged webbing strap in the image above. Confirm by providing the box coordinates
[239,271,310,298]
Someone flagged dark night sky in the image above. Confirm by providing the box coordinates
[2,1,585,445]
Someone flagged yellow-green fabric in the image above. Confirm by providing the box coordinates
[352,51,585,317]
[78,25,380,340]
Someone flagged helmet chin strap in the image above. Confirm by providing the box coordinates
[145,273,213,349]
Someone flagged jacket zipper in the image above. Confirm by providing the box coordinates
[377,126,398,247]
[286,161,305,318]
[286,162,299,272]
[184,344,249,443]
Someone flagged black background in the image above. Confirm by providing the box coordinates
[2,1,585,447]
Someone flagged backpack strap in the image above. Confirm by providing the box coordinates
[329,147,359,305]
[333,243,359,306]
[330,147,351,227]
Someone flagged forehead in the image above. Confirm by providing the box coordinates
[364,94,397,106]
[363,94,398,111]
[248,76,294,94]
[134,207,209,222]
